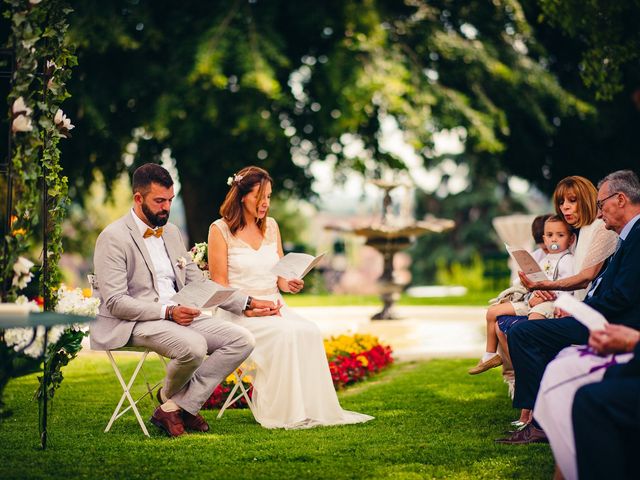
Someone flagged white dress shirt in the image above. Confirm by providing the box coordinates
[131,209,177,317]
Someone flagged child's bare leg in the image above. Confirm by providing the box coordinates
[495,323,511,365]
[485,303,515,352]
[470,303,514,375]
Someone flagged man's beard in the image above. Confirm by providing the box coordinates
[142,202,169,227]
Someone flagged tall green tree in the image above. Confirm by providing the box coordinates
[56,0,593,242]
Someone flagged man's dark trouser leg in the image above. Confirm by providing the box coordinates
[508,317,588,409]
[573,378,640,480]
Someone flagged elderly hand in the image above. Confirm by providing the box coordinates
[588,324,640,355]
[287,278,304,294]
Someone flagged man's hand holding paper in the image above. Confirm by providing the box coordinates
[170,280,237,309]
[554,293,608,331]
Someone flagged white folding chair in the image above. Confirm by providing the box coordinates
[217,365,256,419]
[104,347,167,437]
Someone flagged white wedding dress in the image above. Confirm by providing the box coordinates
[212,218,373,429]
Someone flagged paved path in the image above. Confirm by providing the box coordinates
[83,305,488,362]
[297,305,487,361]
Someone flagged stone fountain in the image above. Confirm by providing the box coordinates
[326,179,454,320]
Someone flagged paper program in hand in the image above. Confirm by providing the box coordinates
[171,281,237,309]
[554,293,608,331]
[506,244,547,282]
[271,252,326,280]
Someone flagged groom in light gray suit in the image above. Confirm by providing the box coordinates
[91,163,278,437]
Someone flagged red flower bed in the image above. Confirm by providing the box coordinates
[203,334,393,409]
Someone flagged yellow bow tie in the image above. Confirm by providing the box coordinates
[143,227,163,239]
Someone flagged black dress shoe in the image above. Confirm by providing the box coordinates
[495,423,548,444]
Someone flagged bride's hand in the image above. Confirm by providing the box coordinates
[244,298,283,317]
[287,278,304,294]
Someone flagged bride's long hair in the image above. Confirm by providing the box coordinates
[220,166,273,235]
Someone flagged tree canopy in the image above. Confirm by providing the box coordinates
[50,0,619,243]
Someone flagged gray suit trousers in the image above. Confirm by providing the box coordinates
[128,316,255,415]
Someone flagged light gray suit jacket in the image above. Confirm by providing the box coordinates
[90,212,245,351]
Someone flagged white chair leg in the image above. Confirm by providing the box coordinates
[105,350,151,437]
[217,370,255,419]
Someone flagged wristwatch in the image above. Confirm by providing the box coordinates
[244,296,254,311]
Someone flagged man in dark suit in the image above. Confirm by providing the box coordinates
[572,324,640,480]
[498,169,640,444]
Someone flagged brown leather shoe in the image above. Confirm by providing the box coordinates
[468,355,503,375]
[150,406,185,437]
[182,411,209,432]
[156,387,164,405]
[495,423,548,444]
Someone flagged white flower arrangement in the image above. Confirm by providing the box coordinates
[12,256,34,289]
[189,242,208,270]
[3,296,46,359]
[189,242,210,279]
[55,285,100,318]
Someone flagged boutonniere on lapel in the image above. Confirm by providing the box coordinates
[175,257,187,269]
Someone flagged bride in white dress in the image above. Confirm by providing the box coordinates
[208,166,373,430]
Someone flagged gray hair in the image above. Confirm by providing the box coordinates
[597,170,640,204]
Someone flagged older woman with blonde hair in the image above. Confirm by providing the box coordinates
[520,175,618,299]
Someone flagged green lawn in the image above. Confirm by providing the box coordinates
[285,291,497,307]
[0,355,553,479]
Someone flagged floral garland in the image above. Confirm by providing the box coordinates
[1,0,76,427]
[202,334,393,410]
[4,0,75,305]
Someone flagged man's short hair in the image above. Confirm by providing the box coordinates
[597,170,640,204]
[132,163,173,195]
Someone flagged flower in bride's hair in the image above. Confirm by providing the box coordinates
[226,173,245,186]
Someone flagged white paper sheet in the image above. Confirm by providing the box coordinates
[506,244,547,282]
[554,293,608,331]
[171,281,237,309]
[271,252,326,279]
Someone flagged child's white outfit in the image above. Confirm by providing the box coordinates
[528,250,574,318]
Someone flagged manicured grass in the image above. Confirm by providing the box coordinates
[0,355,553,479]
[285,291,497,307]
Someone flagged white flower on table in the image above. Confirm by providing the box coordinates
[55,285,100,318]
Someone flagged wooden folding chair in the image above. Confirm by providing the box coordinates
[104,347,167,437]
